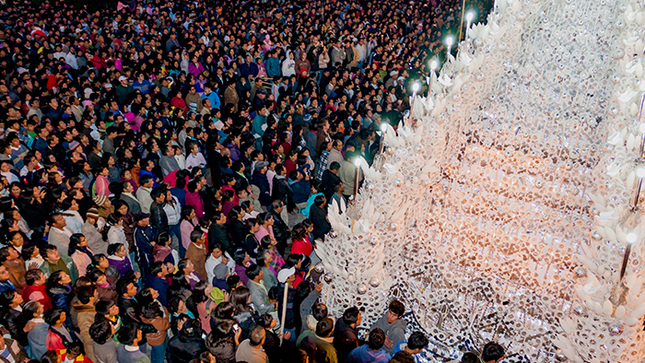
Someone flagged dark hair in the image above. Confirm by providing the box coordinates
[312,302,328,321]
[230,286,251,313]
[95,298,116,316]
[68,233,87,257]
[291,224,306,241]
[407,331,429,350]
[481,342,505,362]
[190,228,204,242]
[117,322,141,345]
[461,352,479,363]
[193,280,210,305]
[315,317,334,337]
[40,350,60,363]
[150,261,165,277]
[389,300,405,317]
[342,307,360,325]
[23,300,42,320]
[256,313,273,328]
[246,264,262,280]
[212,301,235,320]
[138,287,157,307]
[25,268,43,285]
[368,328,386,350]
[0,289,17,307]
[43,307,65,326]
[180,318,203,339]
[139,174,153,186]
[226,275,241,291]
[90,320,113,345]
[168,296,185,315]
[77,285,97,304]
[391,351,415,363]
[86,269,105,284]
[107,243,124,256]
[249,326,266,346]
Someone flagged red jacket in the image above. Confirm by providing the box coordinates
[291,238,313,257]
[22,284,53,311]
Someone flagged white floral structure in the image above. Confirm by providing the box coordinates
[316,0,645,361]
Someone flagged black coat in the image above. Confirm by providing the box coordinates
[167,334,207,363]
[228,219,246,247]
[333,319,359,363]
[250,171,271,206]
[0,307,27,347]
[208,223,234,255]
[309,204,331,240]
[269,210,289,253]
[149,201,169,235]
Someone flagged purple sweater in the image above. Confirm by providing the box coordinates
[108,256,133,277]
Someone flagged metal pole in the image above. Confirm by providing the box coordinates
[458,0,467,41]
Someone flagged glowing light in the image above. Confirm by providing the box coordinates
[413,83,420,92]
[637,167,645,178]
[430,59,439,71]
[627,232,638,244]
[466,11,475,22]
[354,158,362,167]
[381,123,388,132]
[446,36,454,48]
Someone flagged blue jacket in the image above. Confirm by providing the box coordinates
[289,179,311,204]
[202,91,221,110]
[266,57,281,77]
[146,276,169,307]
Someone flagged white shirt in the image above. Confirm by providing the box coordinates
[205,251,235,283]
[186,152,207,170]
[163,197,182,226]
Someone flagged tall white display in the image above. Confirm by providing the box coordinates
[316,0,645,361]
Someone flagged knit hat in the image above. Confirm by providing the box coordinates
[254,161,269,171]
[86,208,100,220]
[277,267,296,283]
[214,264,228,279]
[93,195,108,207]
[68,140,80,151]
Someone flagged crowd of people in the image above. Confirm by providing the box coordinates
[0,0,499,361]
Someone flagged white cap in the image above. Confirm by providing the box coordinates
[119,76,128,82]
[277,267,296,283]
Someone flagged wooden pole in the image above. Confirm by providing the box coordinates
[279,281,289,344]
[458,0,467,41]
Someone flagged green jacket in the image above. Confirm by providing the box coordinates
[40,255,79,283]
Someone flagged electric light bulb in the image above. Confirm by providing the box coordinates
[381,123,388,132]
[354,158,362,167]
[627,232,638,244]
[413,83,420,92]
[637,167,645,178]
[446,36,454,48]
[430,59,439,71]
[466,11,475,22]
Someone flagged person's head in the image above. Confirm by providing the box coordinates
[25,268,45,287]
[249,325,266,347]
[168,296,187,315]
[315,317,334,338]
[66,341,85,360]
[23,300,44,319]
[0,289,22,308]
[43,307,66,327]
[48,270,71,287]
[390,351,415,363]
[117,278,138,298]
[246,264,263,282]
[117,322,143,346]
[387,300,405,323]
[230,285,251,312]
[190,229,205,245]
[95,298,119,318]
[407,331,429,354]
[90,319,114,345]
[40,350,60,363]
[481,342,505,363]
[461,352,479,363]
[367,328,386,350]
[342,306,362,327]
